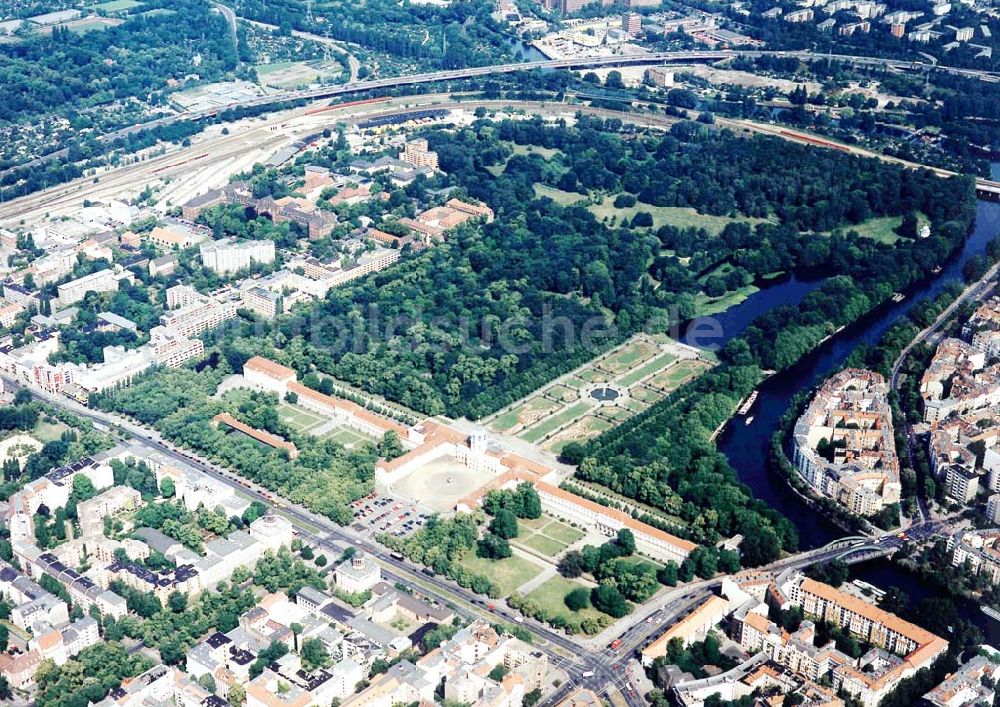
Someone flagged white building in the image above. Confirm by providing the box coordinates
[988,494,1000,524]
[334,552,382,594]
[200,238,276,275]
[160,285,237,338]
[56,269,125,307]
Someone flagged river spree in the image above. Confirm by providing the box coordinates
[710,197,1000,550]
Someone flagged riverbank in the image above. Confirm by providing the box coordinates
[717,196,1000,549]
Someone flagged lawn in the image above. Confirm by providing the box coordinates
[459,553,541,597]
[600,405,637,419]
[691,284,760,317]
[630,386,665,403]
[533,183,585,206]
[644,360,708,392]
[487,145,562,177]
[618,554,664,573]
[543,519,585,545]
[520,534,566,555]
[617,352,677,387]
[520,402,591,443]
[491,408,521,431]
[276,402,327,434]
[515,516,585,556]
[544,415,614,453]
[545,384,579,403]
[601,340,659,374]
[65,17,122,33]
[92,0,144,11]
[834,212,928,245]
[625,399,648,413]
[220,388,253,405]
[492,396,560,433]
[576,368,609,383]
[518,516,550,531]
[524,577,607,624]
[847,215,904,245]
[33,418,70,443]
[588,196,770,236]
[318,427,373,448]
[254,61,298,76]
[512,143,561,160]
[276,401,374,447]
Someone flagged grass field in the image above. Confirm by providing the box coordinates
[647,360,709,390]
[518,516,550,531]
[64,17,122,33]
[835,211,929,245]
[494,334,712,451]
[277,403,326,432]
[600,406,636,420]
[691,284,760,317]
[317,427,372,448]
[543,518,585,545]
[459,553,541,596]
[575,368,609,383]
[255,61,328,89]
[520,534,566,555]
[521,402,591,443]
[848,215,904,245]
[617,352,678,387]
[524,577,606,623]
[514,515,584,556]
[492,395,560,432]
[33,418,70,444]
[488,145,562,177]
[630,386,665,403]
[91,0,144,11]
[543,415,614,453]
[512,143,561,160]
[546,384,579,402]
[255,61,298,76]
[276,402,374,447]
[625,399,648,413]
[588,197,770,236]
[533,183,585,206]
[600,340,660,375]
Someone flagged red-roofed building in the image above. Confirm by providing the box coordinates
[212,413,298,459]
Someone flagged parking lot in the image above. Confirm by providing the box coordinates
[350,491,428,538]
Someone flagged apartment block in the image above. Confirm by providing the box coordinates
[399,138,439,170]
[200,238,276,275]
[240,286,282,319]
[56,268,122,307]
[923,654,1000,706]
[718,573,949,707]
[161,286,237,338]
[622,11,642,35]
[792,369,901,517]
[0,301,24,328]
[949,530,1000,583]
[945,462,980,503]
